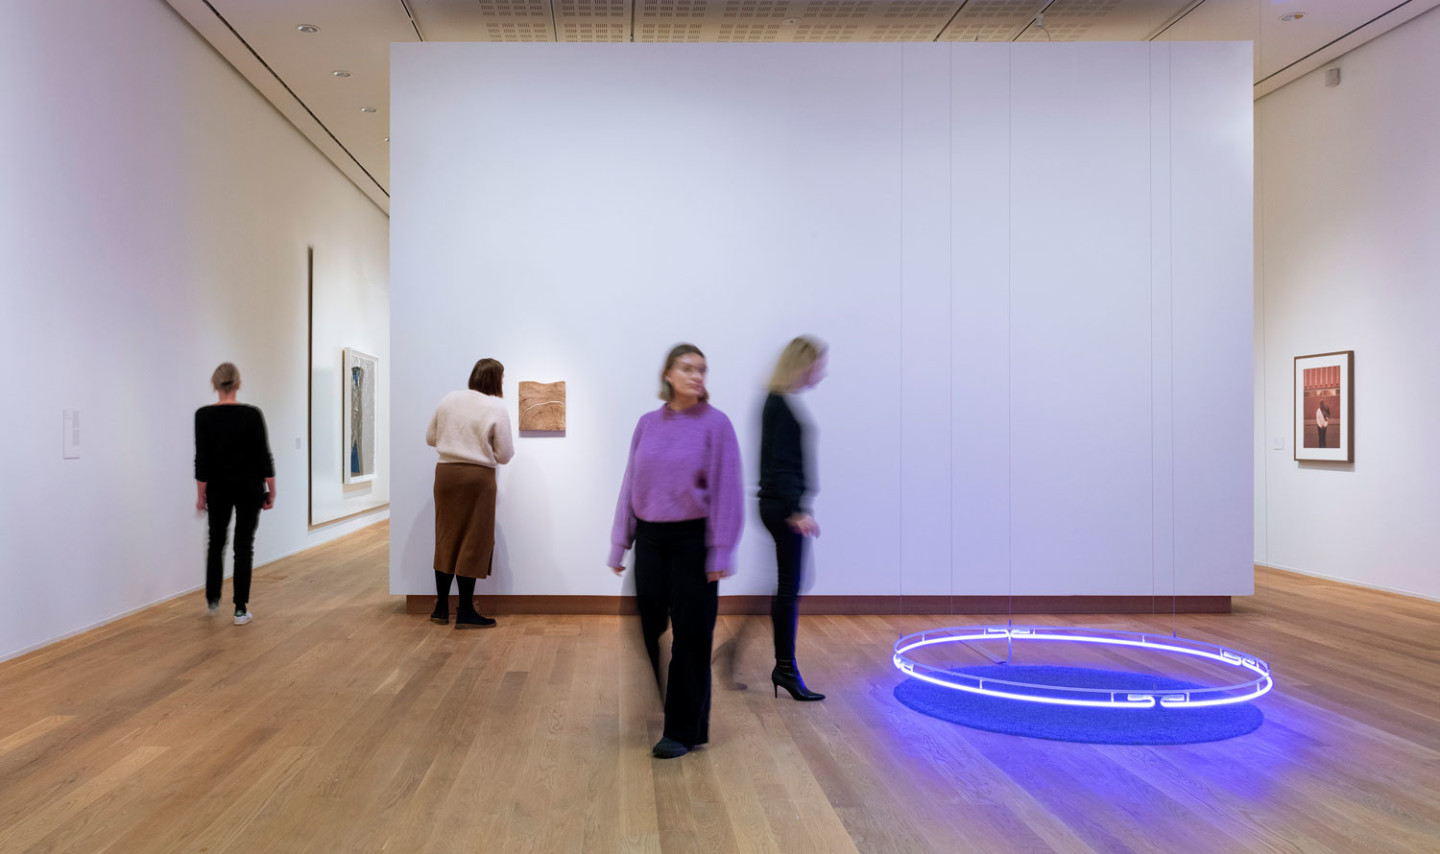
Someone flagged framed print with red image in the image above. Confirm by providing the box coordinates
[1294,351,1353,462]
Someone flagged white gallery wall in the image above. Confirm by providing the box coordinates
[391,42,1253,601]
[1255,6,1440,600]
[0,0,390,662]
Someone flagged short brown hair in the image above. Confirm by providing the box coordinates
[659,343,708,403]
[469,358,504,396]
[211,362,241,394]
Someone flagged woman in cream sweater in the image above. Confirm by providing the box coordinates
[426,358,515,628]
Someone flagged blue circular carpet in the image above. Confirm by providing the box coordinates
[894,665,1264,744]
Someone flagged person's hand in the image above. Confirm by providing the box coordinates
[195,496,206,513]
[610,565,625,577]
[706,566,735,583]
[262,491,275,511]
[787,513,820,537]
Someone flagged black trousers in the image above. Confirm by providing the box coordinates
[634,518,716,747]
[1318,426,1328,448]
[760,499,804,662]
[206,482,262,608]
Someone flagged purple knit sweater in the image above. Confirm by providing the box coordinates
[609,402,744,575]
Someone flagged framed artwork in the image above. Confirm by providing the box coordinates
[343,348,378,483]
[519,381,566,432]
[1294,351,1353,462]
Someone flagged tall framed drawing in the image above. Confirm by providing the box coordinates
[343,348,378,483]
[1294,350,1353,462]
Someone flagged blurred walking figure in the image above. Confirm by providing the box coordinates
[609,344,743,759]
[427,358,514,628]
[194,362,275,626]
[759,336,827,701]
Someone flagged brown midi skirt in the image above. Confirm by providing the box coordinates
[433,463,497,579]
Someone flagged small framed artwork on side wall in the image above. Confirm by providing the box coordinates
[1294,350,1353,462]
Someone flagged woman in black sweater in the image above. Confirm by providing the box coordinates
[194,362,275,625]
[759,336,827,701]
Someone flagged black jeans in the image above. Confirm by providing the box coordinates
[634,518,716,747]
[206,482,262,608]
[760,499,805,662]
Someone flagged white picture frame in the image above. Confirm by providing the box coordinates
[343,348,378,484]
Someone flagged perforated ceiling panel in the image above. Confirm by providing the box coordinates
[1015,0,1193,42]
[399,0,1200,44]
[409,0,556,41]
[937,0,1041,42]
[635,21,706,40]
[636,0,963,42]
[557,0,631,42]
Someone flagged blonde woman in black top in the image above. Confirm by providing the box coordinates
[194,362,275,626]
[758,337,827,701]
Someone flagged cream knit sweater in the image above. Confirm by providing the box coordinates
[426,390,515,467]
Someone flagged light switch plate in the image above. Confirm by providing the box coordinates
[1271,436,1285,450]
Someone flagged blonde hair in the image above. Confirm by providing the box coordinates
[659,343,708,403]
[767,336,826,393]
[211,362,241,394]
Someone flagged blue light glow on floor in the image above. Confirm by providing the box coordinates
[894,665,1265,744]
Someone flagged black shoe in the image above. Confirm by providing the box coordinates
[652,737,688,759]
[455,611,497,629]
[772,660,824,701]
[429,608,449,625]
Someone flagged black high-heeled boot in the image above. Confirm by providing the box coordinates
[771,659,824,701]
[431,570,451,624]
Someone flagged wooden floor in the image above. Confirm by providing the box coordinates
[2,522,1439,853]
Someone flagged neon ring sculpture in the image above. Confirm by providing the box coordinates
[893,625,1273,709]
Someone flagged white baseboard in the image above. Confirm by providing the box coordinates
[259,506,390,566]
[0,510,390,665]
[1255,560,1440,604]
[0,581,209,665]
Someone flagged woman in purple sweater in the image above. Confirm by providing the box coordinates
[609,343,744,759]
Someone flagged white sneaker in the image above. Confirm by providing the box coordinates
[207,600,221,616]
[234,609,253,626]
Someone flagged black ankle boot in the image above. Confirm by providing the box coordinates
[771,660,824,701]
[432,571,452,624]
[455,609,496,629]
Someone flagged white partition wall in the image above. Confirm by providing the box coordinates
[390,42,1252,602]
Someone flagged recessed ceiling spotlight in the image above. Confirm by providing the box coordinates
[1279,12,1304,22]
[297,24,319,33]
[333,70,352,78]
[783,17,800,24]
[361,107,378,113]
[383,137,390,142]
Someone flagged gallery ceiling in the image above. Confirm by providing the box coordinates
[162,0,1440,213]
